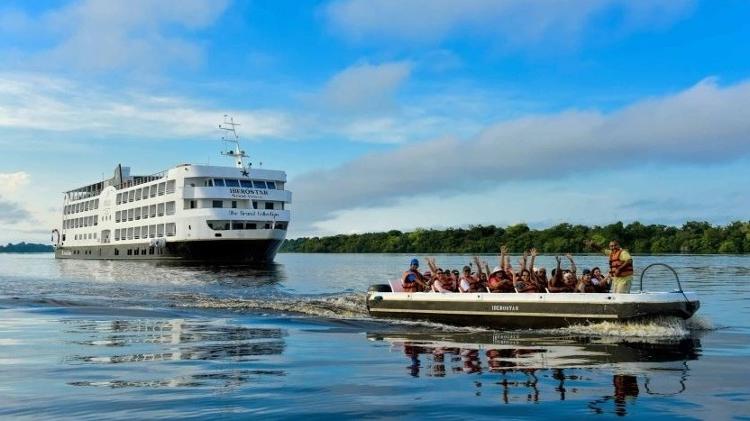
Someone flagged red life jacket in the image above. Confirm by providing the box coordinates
[609,249,634,276]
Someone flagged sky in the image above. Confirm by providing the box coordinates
[0,0,749,244]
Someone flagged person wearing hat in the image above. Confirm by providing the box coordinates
[401,258,427,293]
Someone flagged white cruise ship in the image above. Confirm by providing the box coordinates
[52,118,291,262]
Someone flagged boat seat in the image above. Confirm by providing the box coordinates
[389,279,405,293]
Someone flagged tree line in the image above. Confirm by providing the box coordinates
[280,221,750,254]
[0,242,54,253]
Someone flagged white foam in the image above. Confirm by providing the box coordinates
[540,316,700,338]
[178,293,370,320]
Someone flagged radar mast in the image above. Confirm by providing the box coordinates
[219,115,249,170]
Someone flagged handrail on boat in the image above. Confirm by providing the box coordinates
[639,263,690,303]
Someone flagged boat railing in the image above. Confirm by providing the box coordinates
[639,263,690,302]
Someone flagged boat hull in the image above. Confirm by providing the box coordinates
[366,288,700,330]
[54,239,284,263]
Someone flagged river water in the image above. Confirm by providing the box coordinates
[1,253,748,419]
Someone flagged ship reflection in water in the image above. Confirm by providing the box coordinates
[64,318,286,389]
[368,331,700,416]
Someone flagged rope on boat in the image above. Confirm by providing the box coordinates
[639,263,690,304]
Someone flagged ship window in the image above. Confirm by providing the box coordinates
[141,206,149,219]
[252,200,258,209]
[158,182,166,195]
[232,221,243,230]
[95,199,99,209]
[149,247,155,255]
[94,215,98,226]
[141,226,148,238]
[127,209,134,221]
[166,180,176,194]
[114,229,119,240]
[84,201,89,211]
[166,223,176,236]
[187,200,195,210]
[149,225,156,238]
[265,202,274,210]
[158,203,165,216]
[240,180,252,188]
[253,180,267,189]
[213,178,225,187]
[157,224,164,237]
[276,223,287,230]
[264,223,271,229]
[93,232,97,239]
[246,223,257,230]
[136,188,142,201]
[266,181,276,189]
[115,211,120,222]
[134,207,141,220]
[281,202,284,210]
[204,179,214,187]
[127,249,132,255]
[134,248,139,255]
[150,185,157,197]
[128,190,134,202]
[231,201,237,209]
[150,205,156,218]
[225,179,240,187]
[206,220,230,230]
[115,248,119,256]
[133,227,140,239]
[212,200,223,208]
[127,227,133,240]
[166,201,175,215]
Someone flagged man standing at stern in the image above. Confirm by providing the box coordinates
[604,240,634,293]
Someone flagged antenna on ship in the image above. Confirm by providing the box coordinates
[219,115,249,170]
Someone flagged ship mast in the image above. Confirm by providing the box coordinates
[219,115,249,170]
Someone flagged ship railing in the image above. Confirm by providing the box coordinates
[115,169,168,190]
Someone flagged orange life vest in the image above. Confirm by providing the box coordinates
[609,249,633,277]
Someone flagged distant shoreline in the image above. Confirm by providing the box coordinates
[0,243,54,253]
[281,221,750,254]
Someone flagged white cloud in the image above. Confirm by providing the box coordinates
[0,73,290,139]
[320,61,412,113]
[324,0,694,46]
[2,0,230,72]
[0,172,30,195]
[289,78,750,234]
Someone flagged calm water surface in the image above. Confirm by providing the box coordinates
[1,253,749,419]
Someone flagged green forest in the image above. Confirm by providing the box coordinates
[0,242,54,253]
[280,221,750,254]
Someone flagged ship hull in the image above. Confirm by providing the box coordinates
[366,286,700,330]
[54,239,284,263]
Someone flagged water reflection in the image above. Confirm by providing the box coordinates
[62,318,287,388]
[369,331,700,415]
[55,258,287,290]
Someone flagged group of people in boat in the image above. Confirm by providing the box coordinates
[401,240,634,294]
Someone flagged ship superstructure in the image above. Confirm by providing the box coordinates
[53,117,291,261]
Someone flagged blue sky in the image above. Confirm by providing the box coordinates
[0,0,749,243]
